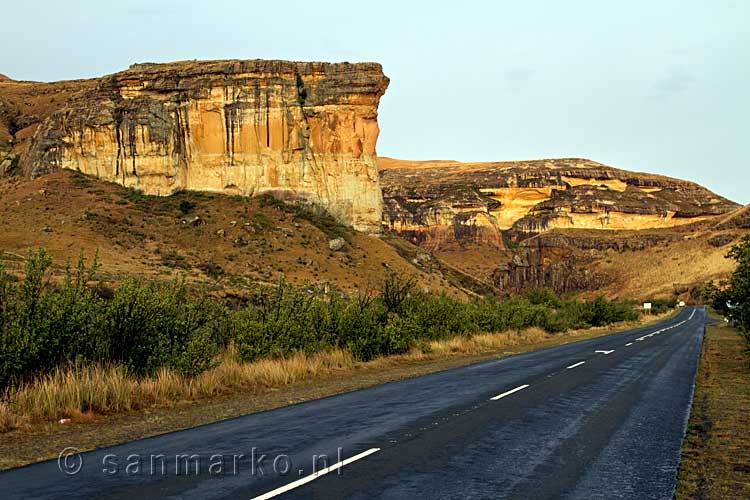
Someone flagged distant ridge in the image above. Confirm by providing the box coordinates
[0,74,12,82]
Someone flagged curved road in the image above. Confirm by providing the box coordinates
[2,307,705,499]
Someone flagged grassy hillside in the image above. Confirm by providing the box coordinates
[0,170,466,297]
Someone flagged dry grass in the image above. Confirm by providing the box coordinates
[675,320,750,499]
[10,365,137,421]
[0,401,21,433]
[595,233,743,298]
[426,328,549,355]
[0,313,668,434]
[400,319,658,362]
[0,348,358,431]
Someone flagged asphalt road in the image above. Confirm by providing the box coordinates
[2,307,705,500]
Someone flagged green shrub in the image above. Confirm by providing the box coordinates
[404,294,477,340]
[644,298,677,315]
[578,296,639,327]
[723,235,750,340]
[179,200,196,215]
[171,328,219,377]
[0,251,107,386]
[525,288,563,308]
[105,281,228,375]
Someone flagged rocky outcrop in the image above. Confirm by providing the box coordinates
[0,150,18,176]
[19,60,389,232]
[380,157,742,295]
[715,205,750,230]
[490,228,686,294]
[0,77,98,148]
[519,230,684,253]
[491,236,611,294]
[708,234,737,247]
[380,157,738,246]
[382,186,505,250]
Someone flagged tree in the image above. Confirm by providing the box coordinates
[380,273,415,316]
[725,235,750,341]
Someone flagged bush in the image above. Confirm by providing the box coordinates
[525,288,563,308]
[644,298,677,315]
[178,200,196,215]
[578,296,639,327]
[403,294,477,340]
[104,280,229,375]
[171,328,219,377]
[0,251,107,386]
[0,252,230,386]
[722,235,750,340]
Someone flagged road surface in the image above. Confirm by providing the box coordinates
[2,307,705,499]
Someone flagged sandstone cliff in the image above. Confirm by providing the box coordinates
[379,157,738,248]
[14,60,389,232]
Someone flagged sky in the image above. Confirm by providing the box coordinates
[2,0,748,203]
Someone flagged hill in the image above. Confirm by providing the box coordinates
[379,157,744,299]
[0,170,485,299]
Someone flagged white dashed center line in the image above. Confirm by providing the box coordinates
[594,350,614,355]
[566,361,586,369]
[490,384,530,401]
[249,448,381,500]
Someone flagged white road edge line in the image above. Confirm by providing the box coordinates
[249,447,381,500]
[566,361,586,369]
[490,384,530,401]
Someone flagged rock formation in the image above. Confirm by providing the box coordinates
[379,157,742,295]
[15,60,389,232]
[379,157,738,248]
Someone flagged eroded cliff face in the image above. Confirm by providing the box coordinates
[379,157,742,296]
[21,60,389,232]
[379,157,738,247]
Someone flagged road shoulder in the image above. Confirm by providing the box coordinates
[676,317,750,499]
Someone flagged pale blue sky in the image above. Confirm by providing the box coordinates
[3,0,748,202]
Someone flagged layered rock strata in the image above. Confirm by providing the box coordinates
[379,157,738,247]
[19,60,389,232]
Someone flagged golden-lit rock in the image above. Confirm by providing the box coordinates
[22,60,389,232]
[379,157,738,247]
